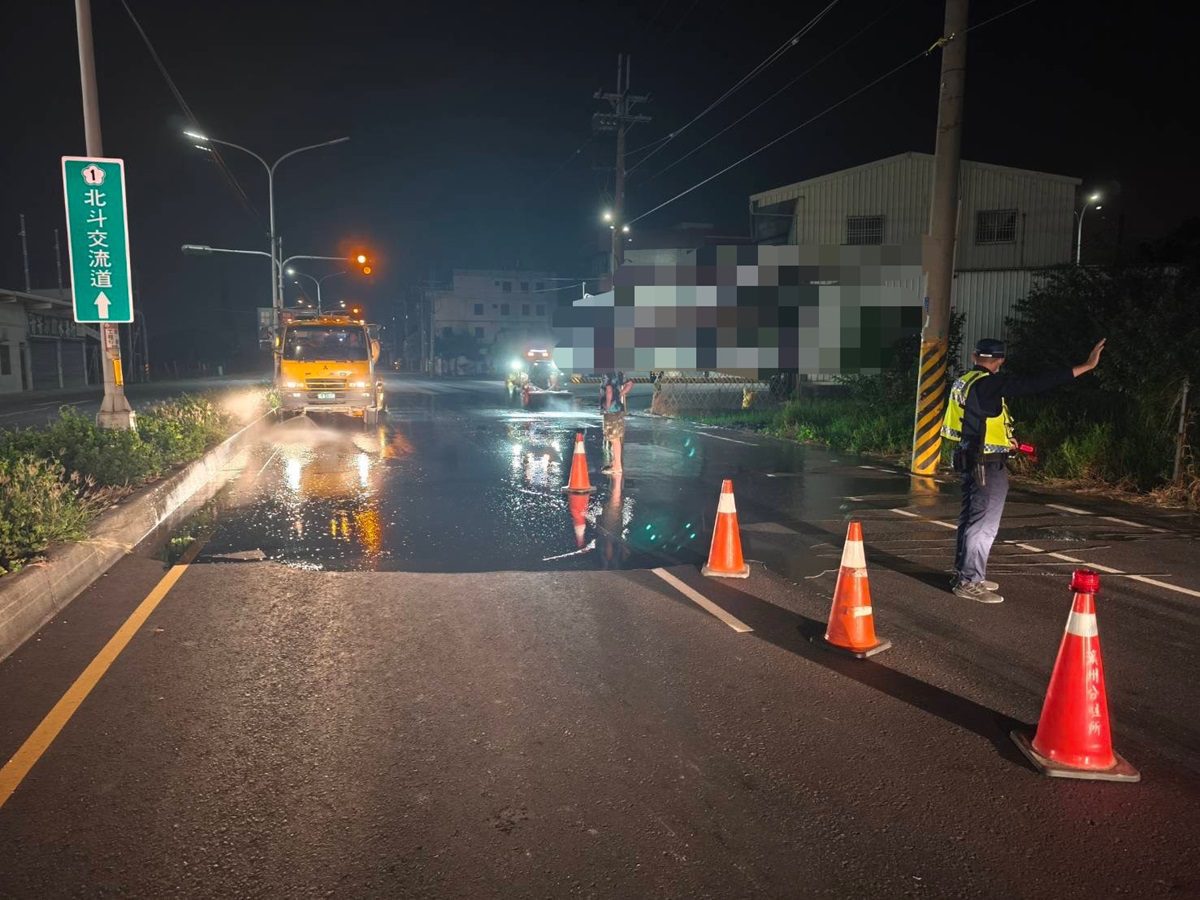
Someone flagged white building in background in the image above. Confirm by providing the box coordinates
[749,152,1082,367]
[0,287,99,393]
[429,270,564,370]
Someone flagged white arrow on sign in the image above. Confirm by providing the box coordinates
[94,292,111,319]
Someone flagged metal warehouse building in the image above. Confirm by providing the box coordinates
[749,152,1081,368]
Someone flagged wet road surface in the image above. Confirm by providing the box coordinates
[1,374,1199,898]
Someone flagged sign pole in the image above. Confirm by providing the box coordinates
[74,0,134,429]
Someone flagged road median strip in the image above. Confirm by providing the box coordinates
[0,413,269,663]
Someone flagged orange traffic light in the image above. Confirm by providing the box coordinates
[352,252,373,275]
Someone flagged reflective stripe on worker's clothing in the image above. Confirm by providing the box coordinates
[940,370,1014,455]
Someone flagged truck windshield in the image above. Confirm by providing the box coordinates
[283,326,368,361]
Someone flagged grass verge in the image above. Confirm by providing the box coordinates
[0,394,242,575]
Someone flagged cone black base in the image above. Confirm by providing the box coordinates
[701,563,749,578]
[1010,730,1140,783]
[808,634,891,659]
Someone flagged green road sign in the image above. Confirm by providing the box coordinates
[62,156,134,324]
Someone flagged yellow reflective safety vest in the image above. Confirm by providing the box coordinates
[940,369,1014,455]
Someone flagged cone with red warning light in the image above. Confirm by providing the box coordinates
[562,432,596,494]
[1011,570,1139,781]
[813,521,890,658]
[701,479,750,578]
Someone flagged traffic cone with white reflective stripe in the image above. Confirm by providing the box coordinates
[701,480,750,578]
[1011,570,1139,781]
[815,521,890,658]
[562,432,596,494]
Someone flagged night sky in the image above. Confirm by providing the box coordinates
[1,1,1195,362]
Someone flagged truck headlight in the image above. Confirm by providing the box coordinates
[283,381,302,389]
[350,380,369,388]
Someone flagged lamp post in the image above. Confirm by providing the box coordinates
[183,132,349,312]
[287,268,345,315]
[1075,192,1102,266]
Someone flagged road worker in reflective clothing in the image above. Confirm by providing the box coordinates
[941,337,1107,604]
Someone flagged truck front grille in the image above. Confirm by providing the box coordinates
[305,378,348,391]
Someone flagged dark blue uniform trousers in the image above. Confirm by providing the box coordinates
[955,460,1009,585]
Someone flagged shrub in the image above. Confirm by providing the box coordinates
[0,395,231,488]
[0,453,97,574]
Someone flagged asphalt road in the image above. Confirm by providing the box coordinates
[1,374,1198,898]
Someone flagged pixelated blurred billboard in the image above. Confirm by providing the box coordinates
[553,241,924,379]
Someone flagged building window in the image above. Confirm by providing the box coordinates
[0,345,11,376]
[520,282,529,292]
[522,304,530,316]
[474,327,484,339]
[473,303,483,315]
[535,282,545,291]
[976,208,1018,244]
[845,215,884,245]
[502,281,512,293]
[536,305,545,316]
[442,327,453,338]
[501,304,510,315]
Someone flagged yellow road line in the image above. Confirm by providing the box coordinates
[0,547,199,809]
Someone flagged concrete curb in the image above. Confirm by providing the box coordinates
[0,413,269,663]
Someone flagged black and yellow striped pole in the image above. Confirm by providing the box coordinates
[912,336,949,475]
[910,0,968,476]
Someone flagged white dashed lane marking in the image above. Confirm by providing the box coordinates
[885,508,1199,600]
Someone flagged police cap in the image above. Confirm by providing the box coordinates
[975,338,1007,359]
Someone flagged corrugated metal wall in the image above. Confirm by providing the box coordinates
[951,269,1051,372]
[751,153,1078,271]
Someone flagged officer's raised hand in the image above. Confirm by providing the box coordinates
[1074,339,1106,377]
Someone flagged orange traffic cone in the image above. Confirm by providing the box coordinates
[568,491,589,548]
[1011,570,1139,781]
[815,521,890,658]
[562,432,596,494]
[701,479,750,578]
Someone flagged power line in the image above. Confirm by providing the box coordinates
[118,0,261,224]
[629,0,1043,227]
[626,0,841,176]
[645,2,899,182]
[629,49,931,226]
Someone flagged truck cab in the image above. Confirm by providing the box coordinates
[276,311,385,425]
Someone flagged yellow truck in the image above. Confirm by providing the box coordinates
[275,311,385,426]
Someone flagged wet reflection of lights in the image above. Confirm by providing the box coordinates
[285,456,304,493]
[354,506,383,556]
[357,452,371,488]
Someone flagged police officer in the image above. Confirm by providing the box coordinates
[941,337,1106,603]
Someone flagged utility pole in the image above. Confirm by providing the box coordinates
[75,0,135,428]
[593,54,651,279]
[54,229,64,292]
[18,215,31,292]
[910,0,967,476]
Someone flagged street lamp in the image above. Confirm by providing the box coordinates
[183,130,349,311]
[287,267,345,314]
[1076,192,1102,265]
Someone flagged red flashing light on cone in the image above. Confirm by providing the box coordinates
[562,432,596,494]
[814,521,890,658]
[701,480,750,578]
[1011,570,1139,782]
